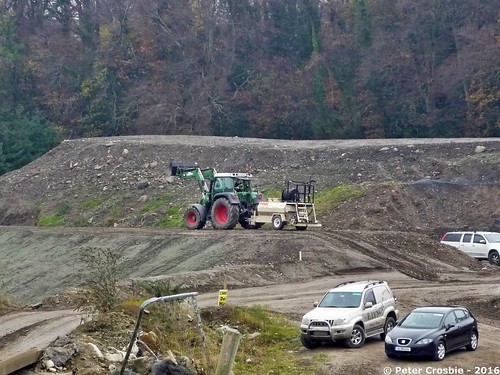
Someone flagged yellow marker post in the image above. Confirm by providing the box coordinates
[218,289,228,305]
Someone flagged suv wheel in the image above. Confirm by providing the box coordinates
[345,324,366,348]
[488,250,500,266]
[380,316,396,340]
[300,336,321,349]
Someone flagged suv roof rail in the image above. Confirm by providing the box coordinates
[334,280,358,288]
[363,280,385,289]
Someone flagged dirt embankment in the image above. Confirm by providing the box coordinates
[0,136,499,303]
[1,136,500,375]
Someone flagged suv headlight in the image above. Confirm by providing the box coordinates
[385,335,393,344]
[301,316,310,326]
[334,317,347,325]
[416,338,433,345]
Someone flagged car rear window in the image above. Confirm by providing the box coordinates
[443,233,461,242]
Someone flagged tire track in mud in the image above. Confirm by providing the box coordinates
[303,230,481,281]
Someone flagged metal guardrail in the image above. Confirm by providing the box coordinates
[119,292,199,375]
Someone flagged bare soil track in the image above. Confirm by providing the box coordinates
[1,136,500,374]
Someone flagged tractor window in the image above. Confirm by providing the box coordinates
[213,178,235,193]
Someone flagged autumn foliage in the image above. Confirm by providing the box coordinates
[0,0,498,146]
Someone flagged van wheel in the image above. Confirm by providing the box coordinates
[488,250,500,266]
[345,324,365,348]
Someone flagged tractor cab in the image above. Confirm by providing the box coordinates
[210,173,260,205]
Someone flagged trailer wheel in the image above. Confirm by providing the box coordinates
[184,207,205,230]
[211,198,239,230]
[272,215,284,230]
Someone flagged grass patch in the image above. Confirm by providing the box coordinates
[157,205,184,228]
[260,186,283,200]
[81,300,320,375]
[138,279,184,298]
[81,197,106,209]
[0,287,12,309]
[201,304,316,374]
[314,184,365,213]
[139,195,173,214]
[37,213,65,227]
[37,202,71,227]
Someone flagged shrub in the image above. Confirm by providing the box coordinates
[78,247,123,313]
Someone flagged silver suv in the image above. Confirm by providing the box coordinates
[441,231,500,266]
[300,280,398,349]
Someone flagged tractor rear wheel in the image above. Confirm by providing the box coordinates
[211,198,239,230]
[184,207,205,230]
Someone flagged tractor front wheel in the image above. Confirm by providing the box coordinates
[211,198,239,230]
[184,207,205,230]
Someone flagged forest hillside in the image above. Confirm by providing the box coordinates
[0,0,498,149]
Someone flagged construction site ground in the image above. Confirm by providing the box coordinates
[0,136,499,374]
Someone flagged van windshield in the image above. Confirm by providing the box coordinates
[485,233,500,243]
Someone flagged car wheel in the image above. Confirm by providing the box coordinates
[386,353,398,359]
[433,340,446,361]
[465,331,478,351]
[488,250,500,266]
[345,324,366,348]
[380,316,396,340]
[300,336,322,349]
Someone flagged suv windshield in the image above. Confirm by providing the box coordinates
[485,233,500,243]
[318,291,362,308]
[400,312,443,329]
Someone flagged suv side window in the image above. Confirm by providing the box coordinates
[462,233,473,243]
[364,289,376,305]
[373,285,391,303]
[443,233,461,242]
[473,234,485,244]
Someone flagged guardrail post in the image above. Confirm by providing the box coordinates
[214,326,242,375]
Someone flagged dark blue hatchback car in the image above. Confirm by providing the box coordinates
[385,306,478,361]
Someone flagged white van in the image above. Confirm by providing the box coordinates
[440,231,500,266]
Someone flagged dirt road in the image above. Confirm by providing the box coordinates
[3,269,499,375]
[0,310,82,375]
[196,270,500,375]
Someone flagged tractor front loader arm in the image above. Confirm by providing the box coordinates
[168,161,216,198]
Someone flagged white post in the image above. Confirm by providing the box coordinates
[215,327,242,375]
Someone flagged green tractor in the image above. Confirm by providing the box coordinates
[169,161,263,230]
